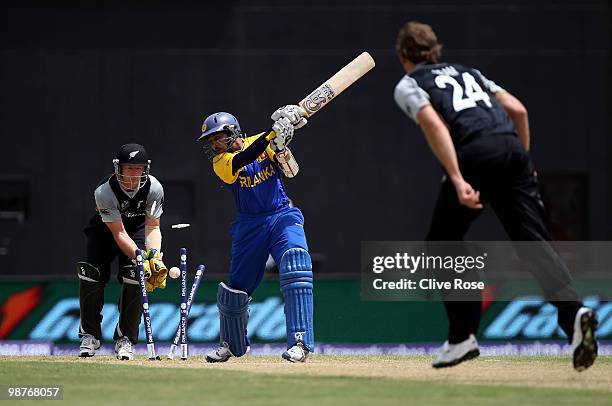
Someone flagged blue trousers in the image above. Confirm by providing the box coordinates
[228,206,308,295]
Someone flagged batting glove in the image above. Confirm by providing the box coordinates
[271,105,307,129]
[270,117,294,152]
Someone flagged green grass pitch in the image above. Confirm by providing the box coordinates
[0,356,610,405]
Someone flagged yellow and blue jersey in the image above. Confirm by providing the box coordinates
[213,133,290,214]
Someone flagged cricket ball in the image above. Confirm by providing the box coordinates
[169,267,180,279]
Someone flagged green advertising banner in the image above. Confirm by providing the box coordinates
[0,280,610,343]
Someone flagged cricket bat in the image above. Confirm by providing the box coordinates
[298,52,375,117]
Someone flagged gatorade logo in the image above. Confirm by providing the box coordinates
[484,296,612,339]
[30,297,286,342]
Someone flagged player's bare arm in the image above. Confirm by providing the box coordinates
[417,105,483,210]
[144,216,161,251]
[495,92,530,151]
[104,220,139,259]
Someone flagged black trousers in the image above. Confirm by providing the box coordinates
[78,225,144,344]
[426,134,582,344]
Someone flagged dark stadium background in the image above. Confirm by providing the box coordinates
[0,0,610,279]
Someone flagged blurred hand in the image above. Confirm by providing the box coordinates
[453,179,483,210]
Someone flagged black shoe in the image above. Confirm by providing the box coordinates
[572,307,598,372]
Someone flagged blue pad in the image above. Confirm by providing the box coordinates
[279,248,314,351]
[217,282,250,357]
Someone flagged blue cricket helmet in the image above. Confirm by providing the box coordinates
[198,112,241,141]
[197,112,244,160]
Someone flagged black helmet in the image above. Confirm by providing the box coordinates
[112,143,151,192]
[115,143,150,165]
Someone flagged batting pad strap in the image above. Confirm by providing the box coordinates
[217,282,250,357]
[76,262,101,283]
[279,248,313,290]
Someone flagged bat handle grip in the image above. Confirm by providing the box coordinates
[265,128,276,141]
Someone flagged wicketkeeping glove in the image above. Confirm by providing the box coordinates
[145,249,168,292]
[271,105,308,129]
[270,117,294,152]
[131,253,151,282]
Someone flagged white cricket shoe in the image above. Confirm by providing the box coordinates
[79,334,101,357]
[114,337,134,360]
[572,307,598,371]
[282,342,310,363]
[205,343,233,363]
[432,334,480,369]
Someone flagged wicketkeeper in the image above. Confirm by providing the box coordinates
[77,143,168,360]
[198,107,314,363]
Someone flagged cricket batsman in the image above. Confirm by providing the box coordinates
[198,107,314,363]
